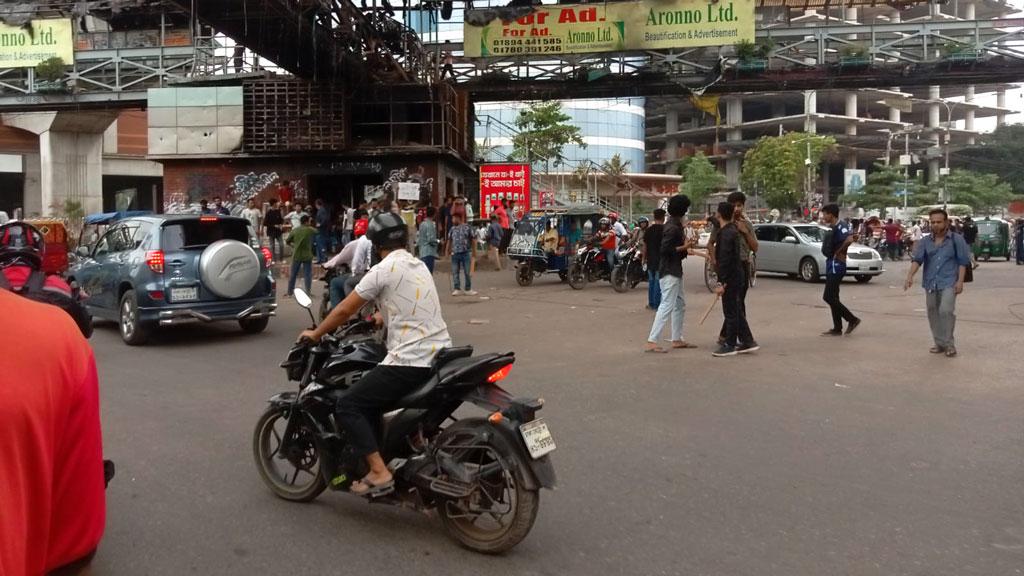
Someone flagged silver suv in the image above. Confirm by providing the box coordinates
[69,214,276,345]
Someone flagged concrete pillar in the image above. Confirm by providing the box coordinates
[2,111,117,216]
[725,97,743,188]
[664,109,680,174]
[102,118,118,155]
[22,153,42,217]
[965,2,976,19]
[890,9,901,23]
[888,86,902,122]
[965,85,976,144]
[845,92,858,135]
[929,1,941,18]
[997,89,1007,126]
[845,7,858,22]
[804,91,817,133]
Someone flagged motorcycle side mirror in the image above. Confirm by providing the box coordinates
[293,288,313,309]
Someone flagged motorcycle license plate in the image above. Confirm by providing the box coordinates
[519,419,556,460]
[169,286,198,302]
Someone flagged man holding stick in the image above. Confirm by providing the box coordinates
[711,202,758,357]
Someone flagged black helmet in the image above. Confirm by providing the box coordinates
[0,221,44,268]
[366,212,408,250]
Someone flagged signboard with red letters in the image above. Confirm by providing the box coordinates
[480,163,530,220]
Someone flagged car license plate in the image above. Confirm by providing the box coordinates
[169,286,198,302]
[519,418,556,460]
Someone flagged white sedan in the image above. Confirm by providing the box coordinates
[753,223,885,283]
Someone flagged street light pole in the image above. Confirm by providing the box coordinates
[904,132,910,211]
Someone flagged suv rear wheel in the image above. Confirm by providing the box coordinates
[239,316,270,334]
[119,289,151,346]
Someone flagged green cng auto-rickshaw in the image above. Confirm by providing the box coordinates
[974,217,1011,261]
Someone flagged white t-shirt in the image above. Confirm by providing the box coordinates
[910,224,923,242]
[241,207,261,231]
[355,249,452,367]
[612,221,628,247]
[286,210,303,229]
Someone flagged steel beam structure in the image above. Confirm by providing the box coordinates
[445,18,1024,101]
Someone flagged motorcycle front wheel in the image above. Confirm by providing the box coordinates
[568,262,587,290]
[435,419,540,554]
[610,265,629,293]
[253,407,327,503]
[704,260,718,293]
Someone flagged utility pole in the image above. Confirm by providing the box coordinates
[903,132,910,211]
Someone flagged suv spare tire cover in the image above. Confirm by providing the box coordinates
[199,239,261,299]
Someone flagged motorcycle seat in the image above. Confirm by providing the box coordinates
[432,346,473,369]
[395,352,504,408]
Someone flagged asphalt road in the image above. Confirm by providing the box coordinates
[92,257,1024,576]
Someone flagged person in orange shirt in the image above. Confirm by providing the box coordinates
[0,290,106,575]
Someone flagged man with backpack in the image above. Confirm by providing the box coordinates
[0,221,92,337]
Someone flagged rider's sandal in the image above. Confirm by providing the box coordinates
[351,477,395,497]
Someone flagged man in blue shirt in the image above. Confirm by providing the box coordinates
[820,204,862,336]
[904,208,970,357]
[314,198,331,264]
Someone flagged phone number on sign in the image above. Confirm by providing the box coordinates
[488,38,563,54]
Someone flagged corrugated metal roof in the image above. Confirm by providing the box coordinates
[756,0,926,8]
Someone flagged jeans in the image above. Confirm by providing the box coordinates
[720,266,750,341]
[926,287,957,349]
[451,252,471,291]
[268,235,284,263]
[604,248,617,271]
[329,274,351,308]
[1018,240,1024,264]
[316,231,330,263]
[648,274,685,343]
[287,259,313,295]
[421,255,436,273]
[722,269,753,347]
[336,365,431,456]
[647,268,661,309]
[823,273,857,331]
[887,243,899,261]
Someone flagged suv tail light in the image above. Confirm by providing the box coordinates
[146,250,165,274]
[260,247,273,267]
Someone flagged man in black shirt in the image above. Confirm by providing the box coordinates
[712,202,758,357]
[962,216,978,269]
[264,198,285,265]
[641,208,666,310]
[645,195,696,353]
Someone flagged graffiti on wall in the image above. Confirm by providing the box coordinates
[364,167,434,203]
[165,168,308,214]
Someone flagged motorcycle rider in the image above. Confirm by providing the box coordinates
[322,221,373,308]
[630,216,649,248]
[299,212,452,496]
[0,221,92,337]
[593,217,618,270]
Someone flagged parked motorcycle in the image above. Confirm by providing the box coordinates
[253,289,557,554]
[611,242,646,293]
[567,240,613,290]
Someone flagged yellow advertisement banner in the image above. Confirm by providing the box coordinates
[0,19,74,69]
[464,0,754,58]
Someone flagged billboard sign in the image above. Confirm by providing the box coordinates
[0,19,74,68]
[480,163,530,220]
[464,0,755,57]
[844,169,866,196]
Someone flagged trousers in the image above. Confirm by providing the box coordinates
[823,272,857,331]
[647,268,661,309]
[336,365,432,456]
[721,268,753,347]
[451,252,472,290]
[926,287,957,348]
[720,265,749,340]
[287,260,312,295]
[648,274,685,343]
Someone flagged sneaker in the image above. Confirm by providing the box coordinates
[465,290,479,296]
[451,290,462,296]
[821,329,843,337]
[712,344,738,357]
[844,318,862,335]
[737,342,760,354]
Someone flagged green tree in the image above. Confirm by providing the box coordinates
[932,169,1015,215]
[839,163,931,217]
[600,153,631,190]
[678,152,725,210]
[740,132,836,210]
[509,101,585,173]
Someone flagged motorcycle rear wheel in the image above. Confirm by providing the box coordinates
[253,407,327,503]
[611,265,629,293]
[516,264,533,287]
[568,262,587,290]
[435,419,540,554]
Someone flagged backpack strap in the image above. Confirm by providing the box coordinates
[25,269,46,293]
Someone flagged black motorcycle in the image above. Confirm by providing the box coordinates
[253,289,557,554]
[567,240,613,290]
[611,242,646,293]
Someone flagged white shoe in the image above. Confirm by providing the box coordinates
[451,290,462,296]
[465,290,478,296]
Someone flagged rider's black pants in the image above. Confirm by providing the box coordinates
[336,365,432,456]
